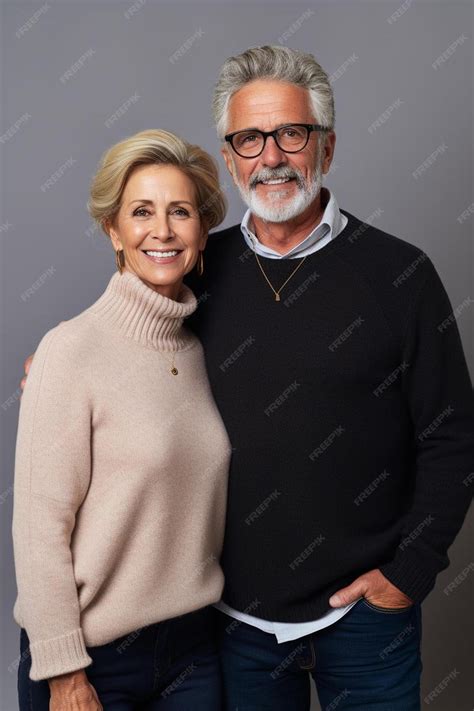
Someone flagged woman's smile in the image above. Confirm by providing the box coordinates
[141,248,183,265]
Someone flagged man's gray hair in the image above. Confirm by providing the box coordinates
[212,45,335,140]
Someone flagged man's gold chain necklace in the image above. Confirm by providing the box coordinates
[254,251,308,302]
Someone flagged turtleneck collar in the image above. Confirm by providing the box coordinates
[89,270,198,351]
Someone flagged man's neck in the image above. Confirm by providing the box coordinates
[249,188,328,255]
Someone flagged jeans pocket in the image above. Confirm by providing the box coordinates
[361,598,414,614]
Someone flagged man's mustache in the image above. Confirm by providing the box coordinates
[249,167,306,190]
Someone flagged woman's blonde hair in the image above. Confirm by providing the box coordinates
[87,129,227,235]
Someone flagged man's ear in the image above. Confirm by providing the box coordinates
[322,131,336,175]
[221,145,237,183]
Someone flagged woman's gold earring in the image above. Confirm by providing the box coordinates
[115,249,125,274]
[197,250,204,276]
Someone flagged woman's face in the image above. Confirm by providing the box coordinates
[107,164,207,300]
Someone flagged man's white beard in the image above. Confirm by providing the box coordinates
[234,159,323,223]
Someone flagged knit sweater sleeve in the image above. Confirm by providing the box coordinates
[378,256,474,603]
[12,323,93,681]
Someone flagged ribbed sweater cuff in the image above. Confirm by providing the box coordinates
[29,628,93,681]
[379,552,437,605]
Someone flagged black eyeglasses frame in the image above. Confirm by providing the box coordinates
[224,123,332,158]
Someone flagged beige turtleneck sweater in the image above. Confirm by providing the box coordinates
[12,270,232,681]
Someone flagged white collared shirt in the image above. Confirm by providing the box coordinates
[213,187,361,643]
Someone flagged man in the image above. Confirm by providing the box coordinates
[21,46,473,710]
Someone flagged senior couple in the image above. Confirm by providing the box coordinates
[13,45,474,711]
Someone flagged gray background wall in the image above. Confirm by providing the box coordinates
[1,0,472,709]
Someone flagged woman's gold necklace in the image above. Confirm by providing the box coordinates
[159,350,179,376]
[254,251,308,302]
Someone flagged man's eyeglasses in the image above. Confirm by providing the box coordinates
[224,123,331,159]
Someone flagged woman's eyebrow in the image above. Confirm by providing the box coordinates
[127,199,195,206]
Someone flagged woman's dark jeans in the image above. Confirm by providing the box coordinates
[18,604,223,710]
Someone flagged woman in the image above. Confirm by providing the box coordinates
[12,129,232,710]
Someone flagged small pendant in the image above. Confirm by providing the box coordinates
[171,367,179,376]
[275,293,280,302]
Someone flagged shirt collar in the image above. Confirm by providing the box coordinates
[240,186,344,259]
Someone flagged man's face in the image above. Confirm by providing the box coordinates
[221,79,334,223]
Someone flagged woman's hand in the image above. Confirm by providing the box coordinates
[20,322,66,395]
[20,353,35,394]
[48,669,103,710]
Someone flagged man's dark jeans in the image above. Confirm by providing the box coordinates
[217,598,422,710]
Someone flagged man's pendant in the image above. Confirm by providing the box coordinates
[171,367,179,375]
[275,293,280,302]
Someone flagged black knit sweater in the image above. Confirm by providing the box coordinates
[184,208,474,622]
